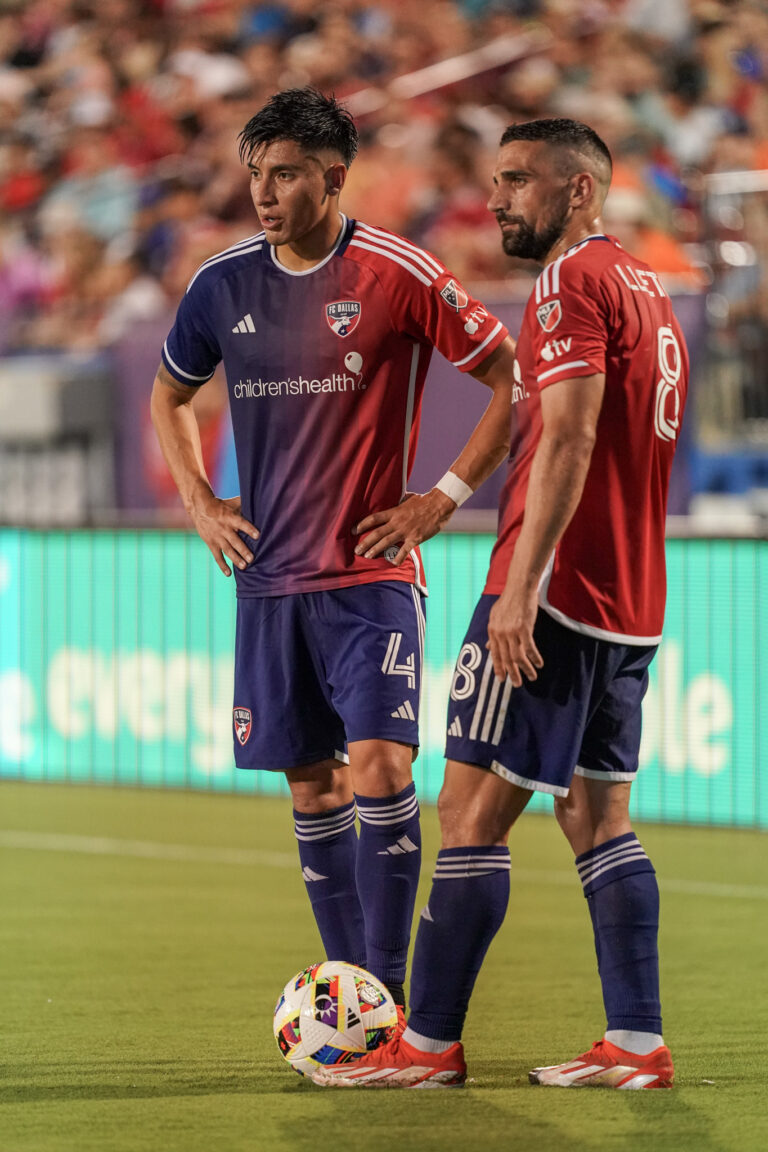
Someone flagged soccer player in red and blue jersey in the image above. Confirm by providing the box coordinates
[315,119,688,1088]
[150,88,514,1016]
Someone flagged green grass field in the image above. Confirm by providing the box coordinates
[2,782,767,1152]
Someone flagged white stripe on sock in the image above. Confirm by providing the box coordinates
[294,809,356,842]
[579,848,650,888]
[576,838,641,878]
[356,795,418,826]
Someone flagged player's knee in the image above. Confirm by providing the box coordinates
[437,786,504,848]
[288,763,353,813]
[351,750,413,799]
[554,775,634,853]
[553,790,587,849]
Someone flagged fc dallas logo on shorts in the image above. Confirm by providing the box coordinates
[536,299,562,332]
[326,300,361,337]
[233,707,252,746]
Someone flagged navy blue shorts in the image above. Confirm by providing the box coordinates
[445,597,657,796]
[233,582,425,772]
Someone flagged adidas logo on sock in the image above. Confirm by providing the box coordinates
[390,700,415,721]
[232,313,255,334]
[447,716,463,738]
[377,835,419,856]
[301,866,328,882]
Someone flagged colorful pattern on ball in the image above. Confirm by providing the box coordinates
[273,961,398,1077]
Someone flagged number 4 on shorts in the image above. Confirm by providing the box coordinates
[381,632,416,691]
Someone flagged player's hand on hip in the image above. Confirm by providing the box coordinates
[189,493,259,577]
[486,585,543,686]
[353,490,455,566]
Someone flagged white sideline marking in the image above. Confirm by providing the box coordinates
[0,831,767,901]
[0,830,294,869]
[497,866,768,902]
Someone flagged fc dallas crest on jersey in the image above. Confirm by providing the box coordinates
[326,300,361,337]
[233,707,252,745]
[536,299,562,332]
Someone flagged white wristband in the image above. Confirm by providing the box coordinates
[434,471,474,507]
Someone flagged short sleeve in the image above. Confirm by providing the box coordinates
[531,260,607,390]
[394,261,508,373]
[162,275,222,387]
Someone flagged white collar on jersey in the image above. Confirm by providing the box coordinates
[269,213,349,277]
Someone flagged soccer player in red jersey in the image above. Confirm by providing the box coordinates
[151,89,515,1016]
[315,119,688,1089]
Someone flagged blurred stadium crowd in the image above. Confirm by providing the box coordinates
[1,0,767,355]
[1,0,768,528]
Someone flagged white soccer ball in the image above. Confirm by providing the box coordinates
[273,961,398,1077]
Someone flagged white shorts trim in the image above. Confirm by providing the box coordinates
[334,749,350,765]
[574,765,636,782]
[489,760,569,798]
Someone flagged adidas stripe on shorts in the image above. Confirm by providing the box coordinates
[233,582,425,772]
[444,597,657,796]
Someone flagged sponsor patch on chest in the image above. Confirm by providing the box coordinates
[326,300,361,337]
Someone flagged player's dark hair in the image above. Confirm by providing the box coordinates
[238,87,359,167]
[500,118,612,178]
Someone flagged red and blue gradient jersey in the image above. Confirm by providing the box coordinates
[485,234,689,643]
[162,216,507,597]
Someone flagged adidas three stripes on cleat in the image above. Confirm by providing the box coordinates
[529,1038,674,1089]
[312,1034,467,1088]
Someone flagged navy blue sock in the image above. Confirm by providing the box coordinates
[354,782,421,992]
[576,831,662,1034]
[294,801,366,967]
[408,846,511,1042]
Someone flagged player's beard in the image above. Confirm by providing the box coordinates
[499,200,570,262]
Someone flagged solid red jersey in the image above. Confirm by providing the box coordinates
[485,234,689,643]
[163,216,507,596]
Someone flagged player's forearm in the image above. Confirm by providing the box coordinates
[505,427,596,592]
[439,341,514,502]
[443,384,512,496]
[150,378,215,514]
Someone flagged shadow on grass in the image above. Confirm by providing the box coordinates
[0,1056,305,1104]
[1,1056,741,1152]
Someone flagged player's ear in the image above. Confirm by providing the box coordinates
[570,171,594,208]
[325,163,347,197]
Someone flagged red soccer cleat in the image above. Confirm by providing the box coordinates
[529,1038,674,1089]
[312,1032,467,1088]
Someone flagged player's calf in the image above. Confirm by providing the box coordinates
[354,781,421,996]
